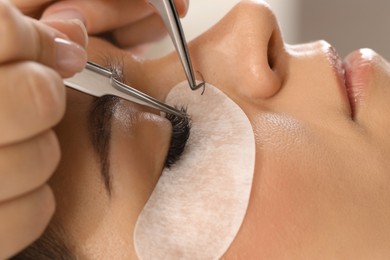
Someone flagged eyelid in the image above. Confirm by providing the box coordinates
[95,52,191,167]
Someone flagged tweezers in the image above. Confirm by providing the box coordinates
[64,61,185,117]
[147,0,202,90]
[64,0,197,118]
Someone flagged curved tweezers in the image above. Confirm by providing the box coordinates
[147,0,203,91]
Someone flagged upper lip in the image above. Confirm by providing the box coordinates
[326,45,355,117]
[324,45,375,119]
[342,48,375,119]
[342,60,355,117]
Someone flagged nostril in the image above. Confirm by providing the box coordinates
[267,31,277,70]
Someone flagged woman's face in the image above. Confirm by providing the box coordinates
[51,0,390,258]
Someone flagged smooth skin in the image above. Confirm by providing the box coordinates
[12,0,190,48]
[51,1,390,259]
[3,0,390,259]
[58,2,390,259]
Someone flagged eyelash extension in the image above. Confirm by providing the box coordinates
[99,56,191,168]
[197,71,206,95]
[164,107,191,168]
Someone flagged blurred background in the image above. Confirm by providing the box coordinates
[145,0,390,60]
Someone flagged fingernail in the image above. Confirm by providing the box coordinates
[63,19,88,48]
[66,19,88,48]
[184,0,189,12]
[44,19,88,48]
[42,9,86,25]
[55,38,87,74]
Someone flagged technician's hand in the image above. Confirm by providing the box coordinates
[12,0,190,48]
[0,1,87,258]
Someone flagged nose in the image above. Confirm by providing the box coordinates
[189,0,286,100]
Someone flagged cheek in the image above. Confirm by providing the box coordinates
[225,112,327,257]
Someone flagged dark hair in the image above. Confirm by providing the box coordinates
[10,221,75,260]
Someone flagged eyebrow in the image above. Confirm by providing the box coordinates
[88,95,119,196]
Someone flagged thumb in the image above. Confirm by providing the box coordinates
[29,18,87,77]
[42,19,88,48]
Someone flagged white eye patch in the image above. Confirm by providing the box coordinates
[134,82,255,259]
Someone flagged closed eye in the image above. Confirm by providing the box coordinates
[103,56,191,168]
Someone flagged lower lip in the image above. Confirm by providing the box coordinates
[342,49,375,117]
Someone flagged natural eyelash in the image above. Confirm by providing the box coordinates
[106,59,125,83]
[164,107,191,168]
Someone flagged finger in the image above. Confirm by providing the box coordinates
[0,62,65,145]
[0,185,55,260]
[174,0,189,18]
[0,131,60,202]
[41,0,189,35]
[111,13,167,48]
[42,0,153,35]
[42,19,88,48]
[10,0,53,15]
[0,1,86,75]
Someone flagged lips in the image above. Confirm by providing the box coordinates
[325,46,377,118]
[324,45,354,116]
[342,49,376,117]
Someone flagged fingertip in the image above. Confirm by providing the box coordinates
[42,8,86,26]
[24,185,56,248]
[29,17,88,76]
[24,185,56,245]
[176,0,189,17]
[42,18,88,48]
[0,185,56,260]
[40,185,56,221]
[54,38,87,77]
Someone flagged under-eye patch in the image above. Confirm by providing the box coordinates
[134,82,256,259]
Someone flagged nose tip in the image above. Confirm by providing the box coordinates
[228,1,286,100]
[187,0,286,100]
